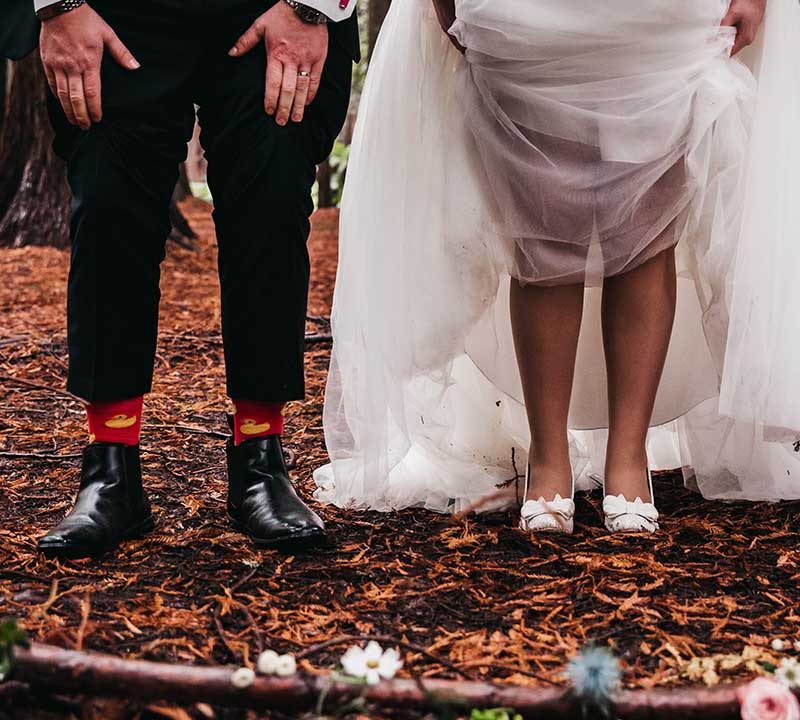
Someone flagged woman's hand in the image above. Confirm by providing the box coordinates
[721,0,767,56]
[431,0,465,54]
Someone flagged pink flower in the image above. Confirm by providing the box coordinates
[737,678,800,720]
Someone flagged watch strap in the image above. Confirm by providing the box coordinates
[283,0,328,24]
[36,0,87,21]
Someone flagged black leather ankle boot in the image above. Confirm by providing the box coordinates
[38,443,155,559]
[227,435,327,551]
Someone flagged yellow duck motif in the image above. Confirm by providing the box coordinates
[104,414,138,429]
[239,418,271,435]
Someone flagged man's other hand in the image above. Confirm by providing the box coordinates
[40,4,140,130]
[229,2,328,126]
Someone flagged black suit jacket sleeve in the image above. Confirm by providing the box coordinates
[0,0,39,60]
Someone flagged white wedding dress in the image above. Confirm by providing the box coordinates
[314,0,800,512]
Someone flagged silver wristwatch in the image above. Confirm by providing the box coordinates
[283,0,328,24]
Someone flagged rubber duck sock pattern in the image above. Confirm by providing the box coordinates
[231,399,285,445]
[86,396,144,446]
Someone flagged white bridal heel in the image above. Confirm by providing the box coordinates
[519,465,576,535]
[602,469,660,534]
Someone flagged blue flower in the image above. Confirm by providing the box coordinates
[566,645,621,706]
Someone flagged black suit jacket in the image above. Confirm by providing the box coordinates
[0,0,39,60]
[334,10,361,63]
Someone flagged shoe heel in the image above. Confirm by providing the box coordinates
[602,468,659,534]
[519,464,576,536]
[122,514,156,540]
[228,513,245,534]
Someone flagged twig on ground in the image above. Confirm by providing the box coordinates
[0,451,81,461]
[0,374,82,402]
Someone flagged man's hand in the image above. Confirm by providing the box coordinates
[40,4,140,130]
[721,0,767,56]
[229,2,327,126]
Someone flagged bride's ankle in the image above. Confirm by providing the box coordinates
[604,456,652,502]
[526,459,573,501]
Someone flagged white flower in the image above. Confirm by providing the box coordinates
[773,639,787,652]
[257,650,297,677]
[275,654,297,677]
[776,658,800,688]
[230,667,256,689]
[257,650,280,675]
[340,641,403,685]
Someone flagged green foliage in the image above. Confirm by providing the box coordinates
[353,2,371,93]
[470,709,522,720]
[0,618,28,682]
[189,180,213,204]
[328,140,351,207]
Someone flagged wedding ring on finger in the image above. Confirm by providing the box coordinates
[298,70,311,78]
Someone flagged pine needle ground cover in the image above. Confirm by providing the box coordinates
[1,202,798,717]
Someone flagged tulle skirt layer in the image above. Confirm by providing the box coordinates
[451,0,748,286]
[314,0,800,512]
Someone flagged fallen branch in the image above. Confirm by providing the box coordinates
[9,642,771,719]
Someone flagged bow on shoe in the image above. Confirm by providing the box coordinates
[602,494,659,527]
[520,496,575,528]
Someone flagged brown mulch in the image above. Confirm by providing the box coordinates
[1,200,799,717]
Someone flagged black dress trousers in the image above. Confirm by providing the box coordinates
[49,0,357,402]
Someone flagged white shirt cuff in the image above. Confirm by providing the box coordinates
[300,0,357,22]
[34,0,62,11]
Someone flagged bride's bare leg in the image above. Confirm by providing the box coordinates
[510,279,584,500]
[602,247,677,501]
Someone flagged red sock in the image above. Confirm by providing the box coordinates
[87,397,144,446]
[232,399,285,445]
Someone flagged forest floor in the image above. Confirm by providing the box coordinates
[1,200,799,720]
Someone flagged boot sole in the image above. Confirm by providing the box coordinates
[38,514,157,560]
[228,515,329,553]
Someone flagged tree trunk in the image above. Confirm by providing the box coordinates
[169,163,198,250]
[367,0,391,60]
[1,58,7,117]
[317,159,334,209]
[0,55,70,249]
[0,56,197,249]
[184,118,207,184]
